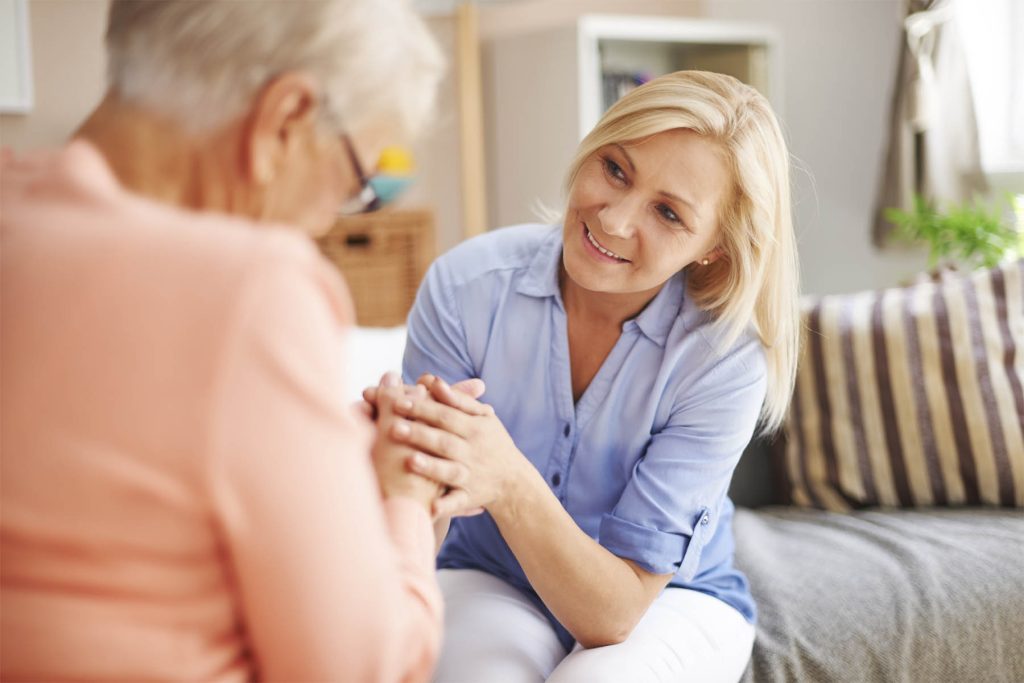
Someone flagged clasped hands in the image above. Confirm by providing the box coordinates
[363,372,528,520]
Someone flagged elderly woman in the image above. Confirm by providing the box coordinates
[0,2,445,681]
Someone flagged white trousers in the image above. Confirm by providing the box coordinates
[433,569,755,683]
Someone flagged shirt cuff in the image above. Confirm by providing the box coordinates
[598,510,709,579]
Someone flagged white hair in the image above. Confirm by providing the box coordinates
[105,0,444,139]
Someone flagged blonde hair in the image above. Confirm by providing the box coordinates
[105,0,444,140]
[565,71,800,433]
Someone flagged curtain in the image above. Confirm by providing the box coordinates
[872,0,987,246]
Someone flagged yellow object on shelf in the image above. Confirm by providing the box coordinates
[376,146,415,175]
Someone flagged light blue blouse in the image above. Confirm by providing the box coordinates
[403,224,764,648]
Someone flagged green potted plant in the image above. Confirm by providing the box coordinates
[885,193,1022,271]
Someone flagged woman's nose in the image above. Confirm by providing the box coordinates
[598,195,643,239]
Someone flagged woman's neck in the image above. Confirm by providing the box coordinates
[559,264,661,329]
[73,93,235,214]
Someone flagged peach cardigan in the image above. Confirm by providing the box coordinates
[0,142,441,682]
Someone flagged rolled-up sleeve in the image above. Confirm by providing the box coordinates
[599,337,767,579]
[403,258,476,386]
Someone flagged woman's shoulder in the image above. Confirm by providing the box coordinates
[671,303,767,382]
[657,313,767,431]
[118,200,352,333]
[431,223,558,288]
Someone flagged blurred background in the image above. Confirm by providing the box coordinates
[2,0,1021,306]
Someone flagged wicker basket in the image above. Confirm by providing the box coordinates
[316,209,436,327]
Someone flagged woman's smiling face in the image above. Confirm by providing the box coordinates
[561,128,731,298]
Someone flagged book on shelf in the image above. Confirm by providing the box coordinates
[601,70,653,111]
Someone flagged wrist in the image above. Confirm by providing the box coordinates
[382,475,439,510]
[489,458,544,522]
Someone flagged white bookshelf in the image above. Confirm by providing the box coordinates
[482,14,780,229]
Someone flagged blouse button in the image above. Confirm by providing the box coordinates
[563,424,571,437]
[700,514,710,526]
[551,472,562,487]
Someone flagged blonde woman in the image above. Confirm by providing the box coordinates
[1,1,447,681]
[382,71,799,682]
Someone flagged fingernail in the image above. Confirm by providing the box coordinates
[397,399,413,411]
[410,453,424,468]
[393,421,410,436]
[382,372,399,387]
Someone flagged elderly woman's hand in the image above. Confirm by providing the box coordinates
[389,375,533,518]
[359,373,485,421]
[370,379,443,509]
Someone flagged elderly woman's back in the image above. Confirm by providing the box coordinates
[0,2,444,681]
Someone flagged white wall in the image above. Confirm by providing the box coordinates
[400,16,465,256]
[703,0,927,294]
[0,0,107,150]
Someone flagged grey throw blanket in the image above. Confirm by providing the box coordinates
[733,507,1024,683]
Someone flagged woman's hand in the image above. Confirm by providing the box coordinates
[363,372,489,520]
[369,377,442,509]
[389,375,532,517]
[359,372,485,421]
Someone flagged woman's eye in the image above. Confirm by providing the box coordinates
[658,204,681,224]
[603,157,626,182]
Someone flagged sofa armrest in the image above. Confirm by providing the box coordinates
[729,434,789,508]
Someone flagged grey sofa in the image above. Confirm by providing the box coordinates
[729,439,1024,683]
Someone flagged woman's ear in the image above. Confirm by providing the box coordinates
[701,246,726,266]
[242,72,322,187]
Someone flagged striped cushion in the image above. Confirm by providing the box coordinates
[783,259,1024,510]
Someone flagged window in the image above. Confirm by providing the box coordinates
[955,0,1024,172]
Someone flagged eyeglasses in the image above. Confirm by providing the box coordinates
[340,133,382,215]
[323,92,410,215]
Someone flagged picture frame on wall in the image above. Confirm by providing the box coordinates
[0,0,33,113]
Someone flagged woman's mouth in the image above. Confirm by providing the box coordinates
[582,223,630,263]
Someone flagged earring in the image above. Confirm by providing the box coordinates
[701,258,710,266]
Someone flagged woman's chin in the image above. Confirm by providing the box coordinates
[563,252,619,294]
